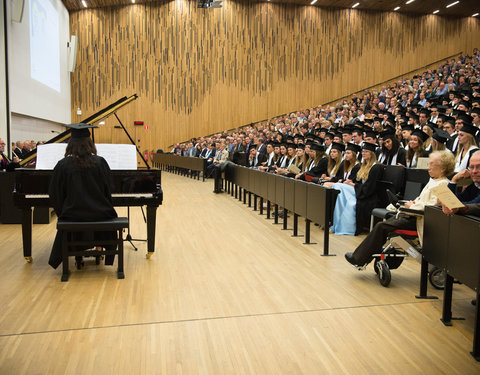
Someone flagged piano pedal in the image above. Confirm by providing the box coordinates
[146,252,153,259]
[24,256,33,263]
[75,257,84,270]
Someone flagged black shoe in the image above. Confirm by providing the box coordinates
[345,252,358,266]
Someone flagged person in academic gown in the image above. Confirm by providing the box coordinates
[48,123,118,269]
[296,142,328,181]
[352,142,385,234]
[330,142,383,235]
[377,132,407,166]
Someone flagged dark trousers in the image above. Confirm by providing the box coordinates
[352,213,416,265]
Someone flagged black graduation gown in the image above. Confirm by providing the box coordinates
[379,147,407,167]
[304,157,328,178]
[48,156,118,269]
[353,163,384,234]
[328,161,345,183]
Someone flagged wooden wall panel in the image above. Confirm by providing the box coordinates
[69,1,480,154]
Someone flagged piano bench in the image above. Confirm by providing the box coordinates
[57,217,129,282]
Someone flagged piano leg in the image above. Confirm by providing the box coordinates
[21,208,33,263]
[146,205,157,259]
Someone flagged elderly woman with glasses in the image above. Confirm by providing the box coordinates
[345,150,456,267]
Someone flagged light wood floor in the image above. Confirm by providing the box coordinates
[0,172,478,374]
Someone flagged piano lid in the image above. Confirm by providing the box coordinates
[19,94,138,167]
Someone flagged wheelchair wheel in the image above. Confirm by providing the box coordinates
[429,266,445,290]
[376,260,391,287]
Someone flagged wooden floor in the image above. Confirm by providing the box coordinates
[0,172,478,374]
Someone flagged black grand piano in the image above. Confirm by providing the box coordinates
[12,94,163,262]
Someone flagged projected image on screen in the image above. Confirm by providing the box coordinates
[29,0,61,92]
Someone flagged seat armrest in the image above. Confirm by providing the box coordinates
[399,207,424,216]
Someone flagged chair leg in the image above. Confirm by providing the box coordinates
[61,231,69,282]
[117,230,125,279]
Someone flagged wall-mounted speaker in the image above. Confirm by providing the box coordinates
[11,0,25,23]
[67,35,77,73]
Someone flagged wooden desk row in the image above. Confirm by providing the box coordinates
[423,206,480,361]
[152,154,207,181]
[222,165,340,255]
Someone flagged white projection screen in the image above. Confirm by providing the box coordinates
[7,0,70,124]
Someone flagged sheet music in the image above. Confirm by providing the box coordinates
[36,143,137,170]
[96,144,137,170]
[35,143,67,169]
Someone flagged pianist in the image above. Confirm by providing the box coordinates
[48,123,118,269]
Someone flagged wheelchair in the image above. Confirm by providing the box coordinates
[358,195,446,288]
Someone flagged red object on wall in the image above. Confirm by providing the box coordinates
[134,121,144,126]
[150,151,154,161]
[144,151,148,161]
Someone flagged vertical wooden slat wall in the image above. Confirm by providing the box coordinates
[69,0,480,153]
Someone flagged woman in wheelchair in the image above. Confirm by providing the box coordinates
[345,151,455,268]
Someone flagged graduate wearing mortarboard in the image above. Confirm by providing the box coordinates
[48,123,118,270]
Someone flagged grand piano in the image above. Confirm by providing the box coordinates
[12,94,163,261]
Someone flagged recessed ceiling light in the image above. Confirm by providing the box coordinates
[311,0,317,4]
[352,2,360,8]
[446,1,460,8]
[473,13,479,17]
[406,0,415,4]
[81,0,87,7]
[132,0,135,3]
[394,6,400,11]
[433,9,440,14]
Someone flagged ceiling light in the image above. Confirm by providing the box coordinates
[81,0,87,7]
[473,13,479,17]
[132,0,135,2]
[394,6,400,11]
[406,0,414,4]
[433,9,439,14]
[311,0,317,4]
[352,2,360,8]
[446,1,459,8]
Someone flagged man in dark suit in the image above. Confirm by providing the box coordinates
[256,138,267,155]
[444,151,480,215]
[13,141,23,159]
[21,140,33,159]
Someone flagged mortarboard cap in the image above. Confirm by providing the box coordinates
[310,143,325,152]
[459,123,478,136]
[362,142,377,152]
[331,142,346,152]
[65,123,97,139]
[411,130,430,143]
[432,128,451,144]
[345,143,362,154]
[401,124,414,132]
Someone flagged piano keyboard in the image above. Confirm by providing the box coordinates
[25,193,154,199]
